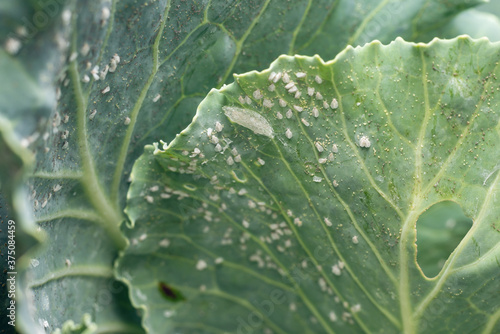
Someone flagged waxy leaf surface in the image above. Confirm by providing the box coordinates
[119,37,500,333]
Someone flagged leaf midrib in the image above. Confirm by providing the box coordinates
[110,0,172,208]
[243,76,401,328]
[28,265,113,289]
[288,0,313,55]
[69,49,125,248]
[152,161,338,334]
[395,39,500,332]
[145,230,295,292]
[414,170,500,321]
[266,140,400,331]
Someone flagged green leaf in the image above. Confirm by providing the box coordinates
[0,2,74,331]
[0,45,57,262]
[0,1,143,332]
[118,36,500,333]
[0,122,39,259]
[0,0,68,214]
[418,9,500,42]
[12,0,488,332]
[479,0,500,17]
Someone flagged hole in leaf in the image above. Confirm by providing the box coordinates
[158,282,185,302]
[416,201,472,277]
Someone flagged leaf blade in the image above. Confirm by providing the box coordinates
[119,36,500,333]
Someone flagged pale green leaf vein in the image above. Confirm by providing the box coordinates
[110,0,172,207]
[287,107,401,328]
[217,0,273,88]
[288,0,313,55]
[241,154,371,333]
[28,265,113,289]
[414,171,500,319]
[69,22,125,249]
[154,232,294,292]
[35,208,104,225]
[346,0,391,46]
